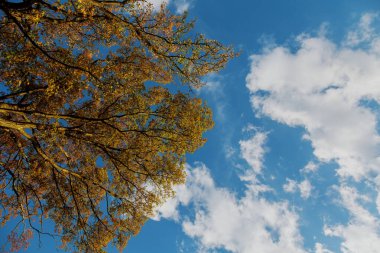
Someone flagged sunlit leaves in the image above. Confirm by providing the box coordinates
[0,0,232,251]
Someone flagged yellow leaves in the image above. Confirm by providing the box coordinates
[75,0,94,17]
[96,167,108,182]
[30,10,45,24]
[0,0,232,252]
[148,86,169,103]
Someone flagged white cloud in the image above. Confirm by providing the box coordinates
[152,172,193,221]
[314,243,333,253]
[345,13,378,46]
[152,197,180,221]
[302,161,319,174]
[224,145,236,159]
[299,180,312,199]
[242,123,262,133]
[157,163,306,253]
[239,132,267,177]
[283,178,312,199]
[173,0,191,13]
[324,185,380,253]
[246,17,380,181]
[283,178,298,193]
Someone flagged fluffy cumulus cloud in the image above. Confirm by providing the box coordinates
[156,163,306,253]
[246,13,380,252]
[247,33,380,180]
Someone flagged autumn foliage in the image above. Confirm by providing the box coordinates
[0,0,233,251]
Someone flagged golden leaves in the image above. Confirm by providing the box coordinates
[0,0,233,251]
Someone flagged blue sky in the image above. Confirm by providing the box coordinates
[4,0,380,252]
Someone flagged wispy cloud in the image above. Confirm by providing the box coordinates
[324,185,380,253]
[173,0,192,14]
[345,12,379,47]
[283,178,312,199]
[301,161,319,174]
[298,180,312,199]
[239,131,267,177]
[198,74,227,123]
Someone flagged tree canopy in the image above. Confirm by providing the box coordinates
[0,0,233,251]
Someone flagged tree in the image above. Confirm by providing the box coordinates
[0,0,233,251]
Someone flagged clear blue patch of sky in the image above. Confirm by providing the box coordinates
[126,219,186,253]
